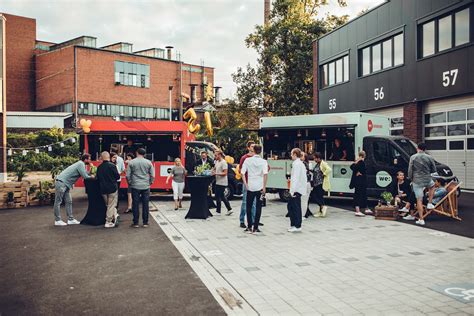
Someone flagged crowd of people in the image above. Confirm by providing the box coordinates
[52,139,446,230]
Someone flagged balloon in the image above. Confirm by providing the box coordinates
[83,127,91,133]
[79,119,86,126]
[183,108,200,134]
[204,112,213,136]
[85,120,92,128]
[234,165,241,180]
[225,155,234,164]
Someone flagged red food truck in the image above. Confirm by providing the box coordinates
[76,120,197,192]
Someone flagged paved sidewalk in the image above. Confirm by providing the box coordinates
[151,194,474,315]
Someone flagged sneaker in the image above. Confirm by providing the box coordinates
[54,220,67,226]
[104,222,115,228]
[240,223,246,228]
[288,226,296,232]
[174,207,178,210]
[398,207,409,213]
[258,222,264,226]
[415,219,425,226]
[124,209,132,213]
[143,224,149,228]
[427,203,435,210]
[252,229,262,235]
[355,211,365,217]
[226,210,233,216]
[364,209,373,215]
[321,206,328,217]
[403,214,416,221]
[313,212,322,218]
[244,228,252,234]
[215,211,221,215]
[130,224,140,228]
[288,227,301,233]
[114,215,120,227]
[67,219,80,225]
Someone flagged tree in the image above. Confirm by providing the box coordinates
[233,0,349,116]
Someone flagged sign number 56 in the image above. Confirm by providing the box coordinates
[443,69,458,87]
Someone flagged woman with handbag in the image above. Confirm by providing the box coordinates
[311,152,331,217]
[301,152,313,219]
[350,151,373,217]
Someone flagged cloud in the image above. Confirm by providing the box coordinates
[2,0,384,99]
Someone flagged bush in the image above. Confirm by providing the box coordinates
[6,128,80,172]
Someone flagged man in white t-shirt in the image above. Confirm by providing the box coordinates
[241,145,268,235]
[212,150,233,215]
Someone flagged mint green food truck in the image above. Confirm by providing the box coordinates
[259,112,457,201]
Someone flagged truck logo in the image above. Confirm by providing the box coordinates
[368,120,373,132]
[368,120,383,133]
[376,171,392,188]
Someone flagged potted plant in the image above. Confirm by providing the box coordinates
[35,190,50,205]
[380,191,393,206]
[6,191,15,208]
[194,163,211,176]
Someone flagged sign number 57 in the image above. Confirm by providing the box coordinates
[442,69,458,87]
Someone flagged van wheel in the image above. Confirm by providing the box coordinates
[278,189,291,202]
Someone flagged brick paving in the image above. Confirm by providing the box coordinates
[151,194,474,315]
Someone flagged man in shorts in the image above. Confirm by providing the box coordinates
[408,143,436,226]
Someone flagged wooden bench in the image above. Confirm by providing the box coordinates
[420,181,462,221]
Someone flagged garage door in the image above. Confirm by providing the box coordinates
[424,95,474,190]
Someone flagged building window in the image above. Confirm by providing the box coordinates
[114,61,150,88]
[358,32,404,77]
[320,54,349,88]
[78,102,173,121]
[419,6,471,58]
[390,117,404,135]
[425,108,472,151]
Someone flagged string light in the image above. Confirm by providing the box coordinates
[48,146,52,152]
[35,148,40,154]
[60,142,65,148]
[22,150,27,156]
[7,149,12,156]
[70,137,76,144]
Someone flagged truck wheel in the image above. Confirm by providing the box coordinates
[278,189,291,202]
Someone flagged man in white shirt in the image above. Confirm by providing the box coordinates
[287,148,307,232]
[241,145,268,235]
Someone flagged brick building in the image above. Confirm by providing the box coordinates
[1,13,219,124]
[312,0,473,189]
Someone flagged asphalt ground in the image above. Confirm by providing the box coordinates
[325,191,474,239]
[0,191,225,316]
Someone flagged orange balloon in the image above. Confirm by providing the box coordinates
[83,127,91,133]
[85,120,92,128]
[204,112,213,136]
[80,119,86,127]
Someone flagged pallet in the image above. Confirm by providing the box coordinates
[374,205,399,220]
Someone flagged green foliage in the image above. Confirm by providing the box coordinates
[6,192,14,203]
[233,0,349,115]
[381,191,393,203]
[10,155,30,181]
[194,163,212,176]
[29,185,38,195]
[6,128,79,172]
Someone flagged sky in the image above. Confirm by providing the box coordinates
[2,0,384,98]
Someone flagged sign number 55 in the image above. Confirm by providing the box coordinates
[329,98,336,110]
[443,69,458,87]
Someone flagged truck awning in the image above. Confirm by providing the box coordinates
[78,120,189,134]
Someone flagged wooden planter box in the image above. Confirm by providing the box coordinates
[374,205,399,220]
[0,181,30,209]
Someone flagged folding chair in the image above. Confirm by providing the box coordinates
[420,181,462,221]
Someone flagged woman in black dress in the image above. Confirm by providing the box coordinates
[350,151,373,217]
